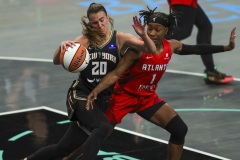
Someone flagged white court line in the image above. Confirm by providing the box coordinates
[0,106,231,160]
[0,56,52,62]
[1,56,239,81]
[115,127,231,160]
[167,69,240,81]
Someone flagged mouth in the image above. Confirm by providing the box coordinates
[151,38,158,43]
[98,29,106,35]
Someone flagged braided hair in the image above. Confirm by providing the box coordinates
[139,6,180,35]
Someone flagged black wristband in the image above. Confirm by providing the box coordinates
[177,44,224,55]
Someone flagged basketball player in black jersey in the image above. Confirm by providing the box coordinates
[23,2,157,160]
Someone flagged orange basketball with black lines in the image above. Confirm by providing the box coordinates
[60,43,89,73]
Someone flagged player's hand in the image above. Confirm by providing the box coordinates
[132,16,147,37]
[86,91,97,110]
[225,26,236,51]
[60,41,76,53]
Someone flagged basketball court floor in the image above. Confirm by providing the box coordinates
[0,0,240,160]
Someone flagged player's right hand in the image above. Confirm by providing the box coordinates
[86,91,97,110]
[60,41,76,53]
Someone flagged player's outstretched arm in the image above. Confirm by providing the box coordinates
[171,26,236,55]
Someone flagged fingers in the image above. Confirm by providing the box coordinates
[86,94,97,110]
[86,98,92,110]
[227,26,236,50]
[86,99,95,110]
[143,21,147,27]
[231,26,236,36]
[137,17,142,25]
[86,100,93,110]
[60,41,76,53]
[133,16,137,24]
[133,16,142,26]
[230,26,236,42]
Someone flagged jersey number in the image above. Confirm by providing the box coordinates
[92,62,107,75]
[150,74,156,84]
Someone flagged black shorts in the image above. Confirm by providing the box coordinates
[66,80,110,121]
[137,101,166,121]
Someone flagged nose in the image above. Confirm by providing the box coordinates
[97,21,102,28]
[148,30,155,36]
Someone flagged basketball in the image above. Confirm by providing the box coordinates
[60,43,90,73]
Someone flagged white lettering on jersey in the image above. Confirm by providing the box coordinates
[142,64,168,71]
[138,84,156,91]
[102,52,116,63]
[89,52,116,63]
[89,53,98,60]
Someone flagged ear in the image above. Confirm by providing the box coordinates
[165,27,169,34]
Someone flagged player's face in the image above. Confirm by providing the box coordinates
[147,23,168,45]
[88,11,109,35]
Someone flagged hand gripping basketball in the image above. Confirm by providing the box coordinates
[60,43,90,73]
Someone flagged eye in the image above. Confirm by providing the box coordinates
[147,27,153,31]
[99,17,105,22]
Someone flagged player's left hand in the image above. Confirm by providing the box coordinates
[132,16,147,37]
[226,26,236,51]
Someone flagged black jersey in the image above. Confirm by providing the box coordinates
[72,30,120,98]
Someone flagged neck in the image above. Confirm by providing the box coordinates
[98,29,112,46]
[155,42,163,54]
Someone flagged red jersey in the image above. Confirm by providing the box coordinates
[168,0,198,8]
[116,39,172,96]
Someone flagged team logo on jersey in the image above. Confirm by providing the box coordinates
[87,46,95,52]
[87,78,101,83]
[108,43,116,50]
[164,53,170,60]
[88,46,93,50]
[97,51,102,58]
[146,56,153,59]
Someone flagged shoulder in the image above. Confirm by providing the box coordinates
[168,39,183,53]
[117,31,138,49]
[117,31,136,40]
[74,35,90,47]
[167,39,181,46]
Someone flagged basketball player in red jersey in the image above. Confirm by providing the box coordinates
[86,8,236,159]
[165,0,234,84]
[23,3,157,160]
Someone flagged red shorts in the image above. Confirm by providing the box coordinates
[105,87,163,124]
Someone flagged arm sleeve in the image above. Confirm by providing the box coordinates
[176,44,224,55]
